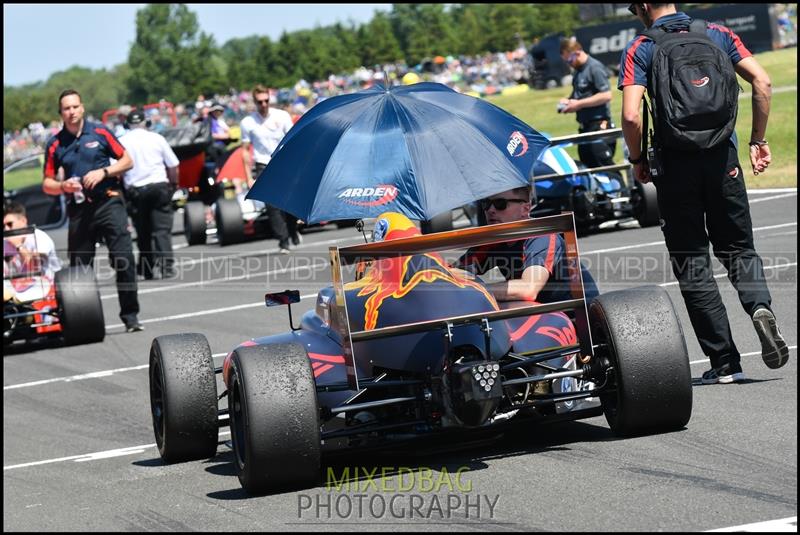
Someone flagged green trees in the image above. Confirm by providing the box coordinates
[4,3,584,131]
[127,4,224,104]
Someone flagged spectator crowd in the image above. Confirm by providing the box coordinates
[4,46,533,165]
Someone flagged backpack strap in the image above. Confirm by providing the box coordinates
[640,25,667,44]
[689,18,708,34]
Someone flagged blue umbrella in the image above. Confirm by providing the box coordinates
[247,82,550,224]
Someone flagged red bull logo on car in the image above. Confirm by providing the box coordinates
[339,185,399,206]
[346,212,498,331]
[506,131,528,157]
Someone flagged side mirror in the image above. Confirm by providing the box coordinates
[265,289,301,307]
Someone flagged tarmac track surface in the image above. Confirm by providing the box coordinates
[3,191,797,531]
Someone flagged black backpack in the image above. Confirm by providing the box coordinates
[642,19,739,151]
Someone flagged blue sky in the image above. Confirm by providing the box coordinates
[3,3,392,87]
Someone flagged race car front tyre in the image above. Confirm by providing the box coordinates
[632,181,660,227]
[215,198,244,246]
[184,201,207,245]
[149,333,219,463]
[55,265,105,345]
[589,285,692,436]
[228,343,321,495]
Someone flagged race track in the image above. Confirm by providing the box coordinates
[4,190,797,531]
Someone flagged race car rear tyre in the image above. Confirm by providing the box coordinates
[149,333,218,463]
[228,343,321,495]
[420,211,453,234]
[215,198,244,246]
[55,265,105,345]
[184,201,207,245]
[589,285,692,436]
[632,181,660,227]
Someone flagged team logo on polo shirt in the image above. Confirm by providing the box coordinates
[84,141,100,149]
[506,131,528,157]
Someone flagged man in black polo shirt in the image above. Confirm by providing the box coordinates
[558,38,616,169]
[42,89,143,332]
[452,186,599,304]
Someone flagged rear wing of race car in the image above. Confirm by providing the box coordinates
[329,212,592,390]
[538,128,631,183]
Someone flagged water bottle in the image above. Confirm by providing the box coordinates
[69,177,85,204]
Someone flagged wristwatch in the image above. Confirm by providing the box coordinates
[102,167,110,178]
[628,153,644,164]
[749,139,768,147]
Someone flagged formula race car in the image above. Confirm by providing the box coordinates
[531,130,660,233]
[148,211,692,495]
[4,227,105,347]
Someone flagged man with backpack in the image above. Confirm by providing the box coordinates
[618,3,788,384]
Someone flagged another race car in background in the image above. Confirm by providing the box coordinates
[532,129,660,233]
[4,227,104,347]
[417,129,660,236]
[148,211,692,495]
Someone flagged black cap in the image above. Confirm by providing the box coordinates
[127,110,146,125]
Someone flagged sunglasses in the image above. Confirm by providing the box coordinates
[628,3,639,15]
[480,198,527,211]
[255,99,270,105]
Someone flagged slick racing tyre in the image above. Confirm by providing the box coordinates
[228,343,321,495]
[215,198,244,246]
[632,181,660,228]
[589,286,692,436]
[55,265,105,345]
[183,201,207,245]
[149,333,219,463]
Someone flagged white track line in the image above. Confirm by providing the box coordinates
[3,352,227,391]
[102,292,317,330]
[748,192,797,204]
[3,430,231,471]
[580,222,796,256]
[660,262,797,287]
[706,515,797,532]
[101,260,329,300]
[747,188,797,194]
[689,345,797,366]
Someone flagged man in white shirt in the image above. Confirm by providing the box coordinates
[120,110,180,279]
[241,84,299,254]
[4,201,62,303]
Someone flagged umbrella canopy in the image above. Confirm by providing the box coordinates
[247,82,550,224]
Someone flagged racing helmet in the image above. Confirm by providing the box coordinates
[372,212,420,242]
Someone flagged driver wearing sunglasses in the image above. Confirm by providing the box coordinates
[453,186,598,304]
